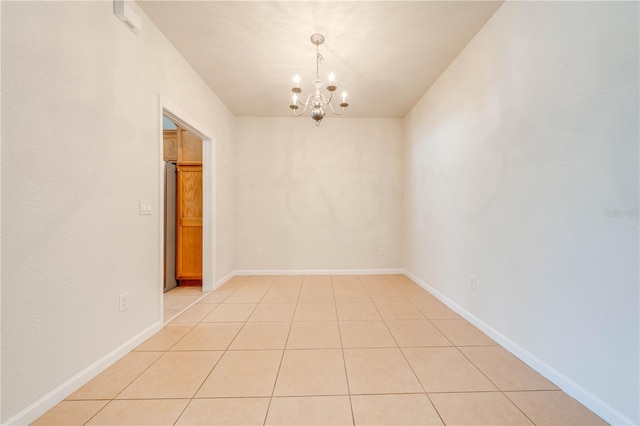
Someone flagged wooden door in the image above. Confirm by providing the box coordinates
[176,164,202,280]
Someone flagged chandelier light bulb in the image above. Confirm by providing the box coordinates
[293,74,300,87]
[342,91,347,102]
[329,72,335,84]
[292,93,298,104]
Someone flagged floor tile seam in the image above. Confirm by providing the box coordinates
[372,301,427,321]
[370,302,405,350]
[400,343,502,396]
[423,391,458,426]
[338,289,422,424]
[168,347,244,352]
[168,319,245,351]
[282,347,356,353]
[393,339,430,395]
[450,343,501,347]
[88,397,195,401]
[271,391,352,398]
[203,302,261,323]
[425,389,532,395]
[501,390,543,426]
[187,339,236,400]
[332,284,356,426]
[348,391,432,397]
[80,398,113,426]
[212,286,239,303]
[405,291,450,321]
[78,392,517,401]
[179,395,272,400]
[382,322,448,426]
[269,394,355,400]
[171,397,193,426]
[457,347,558,391]
[263,278,300,426]
[428,318,481,347]
[107,350,174,402]
[341,343,399,349]
[390,316,456,347]
[164,290,213,325]
[454,345,513,394]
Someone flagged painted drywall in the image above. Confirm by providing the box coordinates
[403,2,638,424]
[1,1,234,422]
[235,117,403,271]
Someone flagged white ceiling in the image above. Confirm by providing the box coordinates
[138,1,503,118]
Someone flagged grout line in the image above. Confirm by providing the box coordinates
[369,276,448,426]
[333,274,356,426]
[48,274,600,425]
[454,345,539,425]
[172,398,192,426]
[262,276,302,426]
[187,288,267,410]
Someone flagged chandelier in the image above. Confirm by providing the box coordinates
[289,33,349,126]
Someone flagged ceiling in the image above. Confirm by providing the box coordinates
[138,1,503,118]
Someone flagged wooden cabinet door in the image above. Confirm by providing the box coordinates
[176,164,202,280]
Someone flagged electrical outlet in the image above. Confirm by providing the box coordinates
[469,275,476,291]
[378,247,384,256]
[256,248,263,256]
[119,293,129,312]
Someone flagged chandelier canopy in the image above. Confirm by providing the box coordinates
[289,33,349,126]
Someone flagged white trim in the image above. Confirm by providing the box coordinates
[234,269,405,276]
[157,97,166,322]
[403,270,635,426]
[202,138,215,293]
[0,3,3,420]
[215,270,236,289]
[4,321,161,426]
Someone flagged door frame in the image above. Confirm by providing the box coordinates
[157,96,216,320]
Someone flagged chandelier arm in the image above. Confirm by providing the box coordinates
[326,102,347,115]
[292,95,313,116]
[319,91,333,106]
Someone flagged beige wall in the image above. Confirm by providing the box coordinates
[234,117,403,271]
[1,1,235,422]
[403,2,639,424]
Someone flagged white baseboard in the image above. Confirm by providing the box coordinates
[5,321,162,426]
[214,270,236,289]
[403,270,635,426]
[234,268,405,276]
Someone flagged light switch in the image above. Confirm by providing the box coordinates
[139,199,152,215]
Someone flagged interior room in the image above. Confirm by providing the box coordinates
[1,1,638,425]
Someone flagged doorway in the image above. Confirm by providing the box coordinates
[159,100,216,323]
[162,117,203,293]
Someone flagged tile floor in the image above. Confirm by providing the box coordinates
[34,275,608,425]
[163,285,206,321]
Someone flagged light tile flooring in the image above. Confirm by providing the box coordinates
[163,285,206,321]
[34,275,607,425]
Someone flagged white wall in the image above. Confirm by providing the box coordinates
[1,1,235,422]
[404,2,638,424]
[235,117,403,272]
